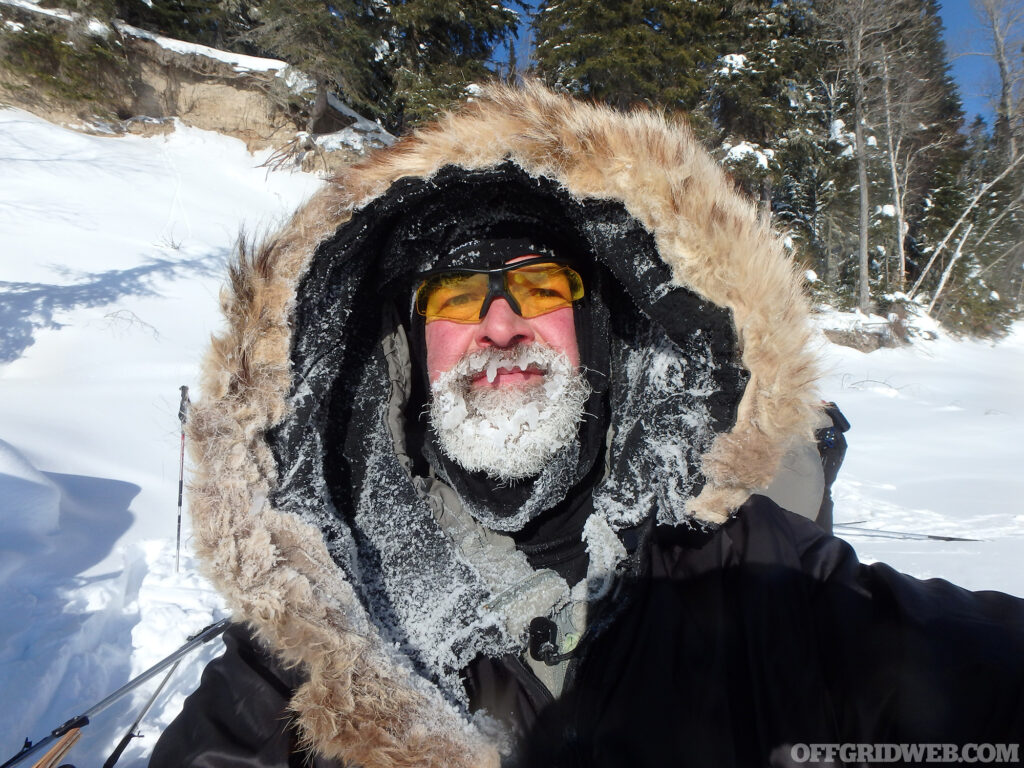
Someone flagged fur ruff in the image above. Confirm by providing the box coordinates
[187,81,820,767]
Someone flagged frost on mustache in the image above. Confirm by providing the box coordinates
[429,345,591,481]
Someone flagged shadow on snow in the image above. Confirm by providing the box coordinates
[0,251,227,363]
[0,459,141,759]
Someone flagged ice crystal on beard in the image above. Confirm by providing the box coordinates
[429,344,592,482]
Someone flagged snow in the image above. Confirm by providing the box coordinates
[814,308,1024,595]
[279,66,316,94]
[320,93,395,150]
[1,107,1023,767]
[113,21,289,73]
[829,118,856,148]
[1,0,305,87]
[723,140,775,169]
[87,18,111,37]
[0,0,71,22]
[0,108,322,766]
[717,53,748,76]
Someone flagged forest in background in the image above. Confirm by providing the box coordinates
[1,0,1021,337]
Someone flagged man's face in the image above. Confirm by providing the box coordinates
[420,256,589,482]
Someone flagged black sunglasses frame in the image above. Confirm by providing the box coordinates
[415,256,581,320]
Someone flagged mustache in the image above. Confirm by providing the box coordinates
[442,345,563,387]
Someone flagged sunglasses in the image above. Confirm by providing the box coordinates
[415,256,585,324]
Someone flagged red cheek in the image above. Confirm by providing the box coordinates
[424,321,476,383]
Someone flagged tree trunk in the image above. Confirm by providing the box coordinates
[928,222,974,315]
[881,55,908,291]
[854,91,872,312]
[982,0,1018,161]
[307,79,328,134]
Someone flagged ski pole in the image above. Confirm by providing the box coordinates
[176,385,190,573]
[102,659,181,768]
[1,619,230,768]
[835,528,978,544]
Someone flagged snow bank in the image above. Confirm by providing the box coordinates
[0,439,60,543]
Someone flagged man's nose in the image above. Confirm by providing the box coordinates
[474,298,534,349]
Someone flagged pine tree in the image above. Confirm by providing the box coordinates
[924,115,1024,335]
[707,0,828,213]
[114,0,244,48]
[377,0,521,132]
[239,0,385,128]
[532,0,726,112]
[900,0,1024,334]
[866,0,964,293]
[773,67,860,299]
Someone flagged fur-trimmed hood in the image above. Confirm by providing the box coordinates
[187,82,820,767]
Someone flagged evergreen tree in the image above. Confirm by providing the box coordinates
[924,115,1023,335]
[377,0,521,132]
[114,0,245,48]
[774,69,860,298]
[532,0,726,112]
[706,0,828,212]
[239,0,384,126]
[865,0,964,293]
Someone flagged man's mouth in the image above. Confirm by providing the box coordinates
[470,363,546,388]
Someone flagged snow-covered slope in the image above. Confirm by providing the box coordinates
[0,108,321,765]
[1,108,1021,766]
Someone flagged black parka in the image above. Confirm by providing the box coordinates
[155,495,1024,766]
[158,83,1024,768]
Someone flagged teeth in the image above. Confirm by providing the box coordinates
[475,350,550,383]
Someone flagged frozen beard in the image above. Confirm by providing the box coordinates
[429,344,591,482]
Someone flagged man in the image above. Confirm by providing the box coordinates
[153,83,1024,767]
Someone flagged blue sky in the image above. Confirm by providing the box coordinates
[938,0,999,124]
[509,0,1000,126]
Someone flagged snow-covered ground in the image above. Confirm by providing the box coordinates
[0,108,321,765]
[817,317,1024,595]
[1,108,1022,766]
